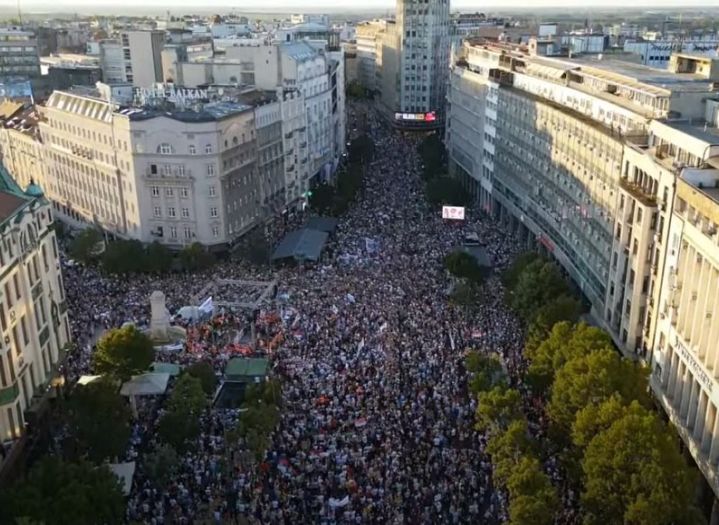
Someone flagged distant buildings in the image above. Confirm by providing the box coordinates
[0,28,41,81]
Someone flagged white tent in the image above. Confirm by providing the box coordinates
[120,373,170,397]
[108,461,136,495]
[175,305,201,322]
[77,375,102,386]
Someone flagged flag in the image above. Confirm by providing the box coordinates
[199,296,214,315]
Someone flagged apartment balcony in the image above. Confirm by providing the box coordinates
[619,178,657,207]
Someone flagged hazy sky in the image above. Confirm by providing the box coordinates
[13,0,719,9]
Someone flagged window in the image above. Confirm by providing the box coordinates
[153,206,161,217]
[210,207,218,218]
[212,226,220,237]
[180,188,189,198]
[151,186,160,197]
[189,144,196,155]
[209,185,216,197]
[158,143,173,154]
[168,207,176,218]
[207,164,215,176]
[184,227,192,239]
[170,226,177,239]
[20,315,28,346]
[166,188,174,197]
[205,144,213,154]
[182,208,189,218]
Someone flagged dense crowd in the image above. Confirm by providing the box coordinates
[57,103,580,524]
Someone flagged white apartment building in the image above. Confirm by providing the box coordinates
[448,41,719,498]
[34,87,262,249]
[447,42,717,357]
[98,31,165,88]
[355,20,387,93]
[0,166,70,445]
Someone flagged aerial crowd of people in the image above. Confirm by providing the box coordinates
[57,103,573,524]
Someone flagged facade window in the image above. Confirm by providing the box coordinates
[184,227,192,239]
[166,188,174,197]
[168,207,176,218]
[180,188,189,198]
[181,208,189,218]
[207,164,215,176]
[212,226,220,237]
[151,186,160,197]
[158,143,173,154]
[170,226,177,239]
[209,185,216,197]
[205,144,213,154]
[153,206,161,217]
[210,207,218,218]
[189,145,196,155]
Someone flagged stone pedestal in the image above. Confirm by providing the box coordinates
[150,291,170,342]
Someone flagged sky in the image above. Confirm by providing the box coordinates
[11,0,719,10]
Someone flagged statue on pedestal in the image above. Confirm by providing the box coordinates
[150,291,170,342]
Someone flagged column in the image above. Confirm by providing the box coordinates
[679,366,693,419]
[709,414,719,465]
[701,399,716,454]
[670,361,685,406]
[687,380,701,434]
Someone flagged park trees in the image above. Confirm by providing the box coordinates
[68,228,103,264]
[506,456,559,525]
[185,360,218,396]
[444,250,490,283]
[179,242,215,272]
[143,444,180,489]
[475,386,523,436]
[65,377,130,463]
[158,374,207,452]
[465,351,506,395]
[508,258,570,322]
[0,457,125,525]
[92,325,154,382]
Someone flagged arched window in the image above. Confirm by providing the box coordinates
[158,143,173,154]
[232,137,238,145]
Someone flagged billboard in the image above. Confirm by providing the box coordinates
[394,111,437,122]
[442,206,465,220]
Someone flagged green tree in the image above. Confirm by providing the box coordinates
[308,183,337,215]
[572,396,644,449]
[465,351,506,395]
[476,386,523,436]
[418,133,446,180]
[0,457,125,525]
[179,242,215,271]
[425,176,470,207]
[101,239,147,274]
[449,280,478,308]
[509,259,570,321]
[502,252,540,289]
[144,241,173,274]
[486,419,534,485]
[93,325,154,381]
[525,294,584,355]
[581,409,703,525]
[548,348,649,433]
[185,361,217,396]
[68,228,103,264]
[348,134,373,164]
[143,444,179,489]
[65,377,130,463]
[346,80,367,99]
[526,322,614,395]
[444,250,489,283]
[158,374,207,451]
[506,456,559,525]
[158,408,200,452]
[166,373,207,415]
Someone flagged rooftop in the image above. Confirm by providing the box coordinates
[281,41,320,62]
[659,121,719,145]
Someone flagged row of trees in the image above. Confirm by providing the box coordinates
[69,229,215,274]
[488,252,705,524]
[467,351,559,525]
[309,134,373,216]
[417,134,471,208]
[444,250,491,308]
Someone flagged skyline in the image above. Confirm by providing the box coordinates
[8,0,719,12]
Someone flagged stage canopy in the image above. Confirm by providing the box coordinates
[150,362,182,376]
[271,228,329,262]
[306,216,339,234]
[120,373,170,397]
[225,357,269,383]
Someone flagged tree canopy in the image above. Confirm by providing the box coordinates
[581,408,703,525]
[526,322,614,396]
[179,242,215,272]
[548,348,649,433]
[158,374,207,452]
[444,250,490,283]
[425,176,470,208]
[476,386,524,436]
[509,259,571,321]
[185,361,218,396]
[143,444,179,489]
[92,325,154,381]
[506,456,559,525]
[68,228,103,264]
[465,351,506,396]
[486,418,534,485]
[0,457,125,525]
[65,377,130,463]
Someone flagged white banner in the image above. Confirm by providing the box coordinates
[198,296,214,315]
[442,206,466,220]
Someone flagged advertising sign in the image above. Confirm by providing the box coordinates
[442,206,466,220]
[394,111,437,122]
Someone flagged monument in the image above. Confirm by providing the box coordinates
[147,290,186,345]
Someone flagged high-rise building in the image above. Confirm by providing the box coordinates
[0,164,70,445]
[446,41,719,496]
[122,30,165,88]
[0,27,41,80]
